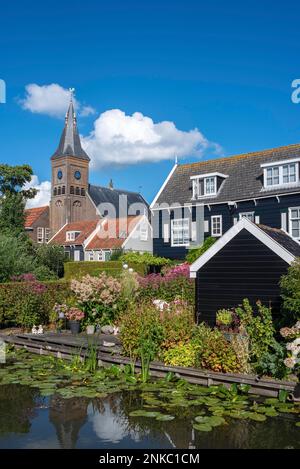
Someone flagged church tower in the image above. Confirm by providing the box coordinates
[50,91,91,235]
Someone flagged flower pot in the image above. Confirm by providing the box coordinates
[86,325,95,335]
[68,320,80,334]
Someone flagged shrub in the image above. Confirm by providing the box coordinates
[235,299,275,362]
[255,340,288,379]
[35,244,66,278]
[280,258,300,324]
[70,273,122,326]
[119,303,164,361]
[159,300,195,350]
[120,251,171,267]
[216,309,233,326]
[0,280,71,328]
[110,248,124,261]
[64,261,146,280]
[137,263,195,305]
[193,323,241,373]
[0,234,35,282]
[163,343,198,367]
[185,237,216,264]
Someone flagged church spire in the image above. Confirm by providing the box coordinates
[51,89,90,161]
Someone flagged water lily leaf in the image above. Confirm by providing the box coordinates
[247,412,267,422]
[193,423,212,432]
[156,414,175,421]
[129,410,161,418]
[295,422,300,427]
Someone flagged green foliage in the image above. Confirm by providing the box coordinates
[185,237,216,264]
[0,234,35,282]
[35,244,66,278]
[193,323,241,373]
[160,302,195,350]
[0,280,70,327]
[235,299,275,363]
[163,343,198,367]
[110,248,124,261]
[280,258,300,324]
[33,265,58,281]
[255,340,288,379]
[64,261,146,280]
[216,309,233,326]
[120,251,171,267]
[138,275,195,306]
[0,164,37,236]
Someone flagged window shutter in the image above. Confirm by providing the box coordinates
[191,222,197,241]
[281,212,287,232]
[255,215,260,224]
[163,223,170,242]
[233,217,238,225]
[204,220,209,233]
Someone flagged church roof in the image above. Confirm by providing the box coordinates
[51,100,90,161]
[88,184,148,217]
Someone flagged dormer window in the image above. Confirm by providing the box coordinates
[191,173,228,199]
[262,159,299,189]
[66,231,81,242]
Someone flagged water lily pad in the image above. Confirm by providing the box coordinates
[295,422,300,427]
[193,423,212,432]
[129,410,161,418]
[156,414,175,421]
[246,412,267,422]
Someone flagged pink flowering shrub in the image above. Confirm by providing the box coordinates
[71,273,122,326]
[137,263,194,305]
[280,321,300,373]
[66,307,84,321]
[11,273,37,282]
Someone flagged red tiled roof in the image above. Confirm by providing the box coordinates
[50,219,99,246]
[85,216,142,250]
[24,206,49,228]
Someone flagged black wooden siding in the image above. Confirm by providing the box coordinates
[196,229,290,325]
[153,193,300,259]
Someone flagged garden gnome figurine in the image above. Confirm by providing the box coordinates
[37,325,44,335]
[31,325,38,335]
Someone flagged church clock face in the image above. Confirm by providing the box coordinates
[57,170,63,180]
[74,170,81,180]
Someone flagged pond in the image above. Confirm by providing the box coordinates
[0,385,299,449]
[0,349,299,449]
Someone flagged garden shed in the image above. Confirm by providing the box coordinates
[190,218,300,325]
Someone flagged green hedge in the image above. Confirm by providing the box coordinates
[0,280,71,328]
[64,261,147,280]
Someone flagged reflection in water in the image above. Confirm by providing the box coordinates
[0,385,299,449]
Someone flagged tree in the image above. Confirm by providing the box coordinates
[0,234,35,282]
[35,244,66,278]
[280,258,300,324]
[0,164,37,235]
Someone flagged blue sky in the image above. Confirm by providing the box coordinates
[1,0,300,205]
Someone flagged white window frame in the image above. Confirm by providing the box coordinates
[37,227,44,243]
[239,212,255,222]
[171,218,190,247]
[66,231,81,242]
[211,215,222,237]
[263,163,298,188]
[204,176,217,196]
[288,207,300,241]
[88,251,94,261]
[45,228,50,243]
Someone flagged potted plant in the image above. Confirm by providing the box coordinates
[216,308,243,341]
[66,307,84,334]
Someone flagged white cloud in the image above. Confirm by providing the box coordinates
[20,83,96,118]
[24,175,51,208]
[82,109,221,168]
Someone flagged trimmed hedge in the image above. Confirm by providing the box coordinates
[0,280,71,328]
[64,261,147,280]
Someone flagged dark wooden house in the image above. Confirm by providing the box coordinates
[190,218,300,325]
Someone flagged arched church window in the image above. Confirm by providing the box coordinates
[53,187,57,196]
[55,200,62,207]
[81,188,85,196]
[57,186,61,195]
[73,200,81,207]
[70,186,74,194]
[62,186,66,195]
[75,187,80,195]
